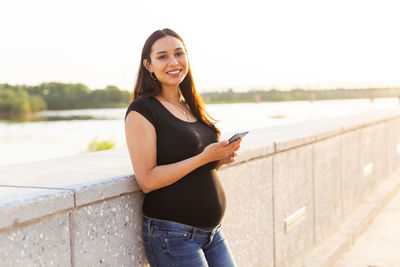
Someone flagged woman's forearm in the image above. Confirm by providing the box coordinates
[140,152,209,193]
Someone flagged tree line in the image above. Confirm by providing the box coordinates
[1,82,400,115]
[202,87,400,103]
[0,82,130,115]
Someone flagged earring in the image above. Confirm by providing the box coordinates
[150,72,157,80]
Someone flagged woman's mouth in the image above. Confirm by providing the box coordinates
[166,69,181,76]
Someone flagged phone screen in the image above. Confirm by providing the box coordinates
[228,131,249,143]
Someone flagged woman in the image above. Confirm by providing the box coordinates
[124,28,242,267]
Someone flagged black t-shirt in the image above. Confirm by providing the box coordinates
[124,96,226,227]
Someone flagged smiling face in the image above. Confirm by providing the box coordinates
[144,35,189,90]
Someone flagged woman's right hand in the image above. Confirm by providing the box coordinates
[201,138,242,163]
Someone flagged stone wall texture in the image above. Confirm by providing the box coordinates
[0,109,399,267]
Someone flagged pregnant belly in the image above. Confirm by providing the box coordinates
[143,170,226,227]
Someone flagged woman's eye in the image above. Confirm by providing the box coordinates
[176,52,184,56]
[158,55,167,59]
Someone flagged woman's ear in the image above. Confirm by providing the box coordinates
[143,59,152,72]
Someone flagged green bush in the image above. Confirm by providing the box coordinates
[30,95,47,111]
[0,88,31,114]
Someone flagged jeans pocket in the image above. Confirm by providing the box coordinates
[165,229,191,242]
[164,230,196,258]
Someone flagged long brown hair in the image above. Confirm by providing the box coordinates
[129,28,220,137]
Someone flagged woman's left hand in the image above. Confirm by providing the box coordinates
[216,144,240,170]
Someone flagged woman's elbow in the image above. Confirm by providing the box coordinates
[140,184,152,194]
[134,174,153,193]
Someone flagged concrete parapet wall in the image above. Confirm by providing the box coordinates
[0,109,399,266]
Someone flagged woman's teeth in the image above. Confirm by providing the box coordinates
[167,70,180,74]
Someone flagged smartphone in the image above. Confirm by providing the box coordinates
[228,131,249,143]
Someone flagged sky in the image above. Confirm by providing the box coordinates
[1,0,400,92]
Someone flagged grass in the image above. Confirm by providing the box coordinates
[86,136,115,152]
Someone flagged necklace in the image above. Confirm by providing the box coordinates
[158,94,192,122]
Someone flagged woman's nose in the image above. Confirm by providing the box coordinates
[169,55,179,65]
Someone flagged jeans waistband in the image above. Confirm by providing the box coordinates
[143,215,220,234]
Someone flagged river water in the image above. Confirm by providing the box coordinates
[0,98,398,167]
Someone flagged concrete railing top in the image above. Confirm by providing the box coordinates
[1,108,399,230]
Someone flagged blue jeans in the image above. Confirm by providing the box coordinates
[142,215,237,267]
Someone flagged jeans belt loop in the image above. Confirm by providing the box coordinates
[147,218,153,234]
[212,224,221,235]
[190,227,196,241]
